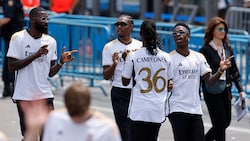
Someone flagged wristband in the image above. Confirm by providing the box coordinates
[58,61,63,66]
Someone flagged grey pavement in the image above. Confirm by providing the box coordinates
[0,77,250,141]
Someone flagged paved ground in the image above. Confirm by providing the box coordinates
[0,77,250,141]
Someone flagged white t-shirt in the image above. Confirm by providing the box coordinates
[168,50,211,115]
[7,29,57,100]
[122,47,173,123]
[42,109,122,141]
[102,38,142,88]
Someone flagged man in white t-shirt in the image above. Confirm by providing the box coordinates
[6,7,77,138]
[102,14,142,141]
[167,23,233,141]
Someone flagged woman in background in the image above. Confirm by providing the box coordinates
[199,16,246,141]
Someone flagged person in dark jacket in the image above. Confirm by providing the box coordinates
[199,16,246,141]
[0,0,25,97]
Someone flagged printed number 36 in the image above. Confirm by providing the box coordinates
[139,67,166,94]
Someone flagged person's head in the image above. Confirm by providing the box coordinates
[204,16,228,45]
[140,19,161,55]
[172,23,190,48]
[114,14,134,38]
[64,82,91,120]
[29,7,49,34]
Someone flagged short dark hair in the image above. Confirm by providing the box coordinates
[119,14,134,24]
[174,22,190,34]
[29,7,46,18]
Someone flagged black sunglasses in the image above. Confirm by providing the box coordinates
[114,22,128,27]
[172,31,187,36]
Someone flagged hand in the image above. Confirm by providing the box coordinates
[37,45,49,57]
[219,55,234,72]
[122,50,130,61]
[240,92,246,110]
[167,79,173,92]
[59,47,78,64]
[112,52,119,65]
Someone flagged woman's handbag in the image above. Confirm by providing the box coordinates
[205,80,227,94]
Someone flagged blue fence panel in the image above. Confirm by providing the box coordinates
[48,19,111,95]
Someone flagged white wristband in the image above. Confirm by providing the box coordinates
[58,61,63,66]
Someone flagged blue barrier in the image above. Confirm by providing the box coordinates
[48,19,111,95]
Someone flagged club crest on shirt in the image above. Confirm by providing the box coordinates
[8,0,14,7]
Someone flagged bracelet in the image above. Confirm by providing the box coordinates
[58,61,63,66]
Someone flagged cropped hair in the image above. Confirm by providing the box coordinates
[64,82,91,117]
[140,19,161,55]
[119,14,134,24]
[204,16,229,45]
[29,7,46,19]
[174,22,190,34]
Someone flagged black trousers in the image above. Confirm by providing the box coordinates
[128,119,161,141]
[2,37,15,83]
[16,98,54,136]
[168,112,205,141]
[111,86,131,141]
[204,88,231,141]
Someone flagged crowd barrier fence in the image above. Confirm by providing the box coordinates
[0,14,249,100]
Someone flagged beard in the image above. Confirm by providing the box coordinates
[35,24,48,34]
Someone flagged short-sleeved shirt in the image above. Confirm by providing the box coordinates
[102,38,142,88]
[2,0,25,39]
[168,50,211,115]
[7,29,57,100]
[42,109,122,141]
[122,47,173,123]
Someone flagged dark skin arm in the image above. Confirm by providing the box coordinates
[8,46,78,77]
[202,55,234,85]
[103,52,119,80]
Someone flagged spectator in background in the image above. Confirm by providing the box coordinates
[21,0,40,10]
[102,14,142,141]
[218,0,229,19]
[19,82,122,141]
[122,19,173,141]
[50,0,80,14]
[243,0,250,7]
[199,16,245,141]
[7,7,77,139]
[0,0,25,98]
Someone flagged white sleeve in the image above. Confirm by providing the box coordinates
[199,53,212,76]
[102,44,113,66]
[7,34,22,59]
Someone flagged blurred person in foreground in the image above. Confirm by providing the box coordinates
[122,19,173,141]
[167,22,233,141]
[0,131,8,141]
[199,16,246,141]
[7,7,77,139]
[0,0,25,98]
[102,14,142,141]
[19,82,122,141]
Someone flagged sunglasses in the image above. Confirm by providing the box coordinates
[172,31,187,36]
[34,17,49,22]
[217,27,227,32]
[114,22,128,27]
